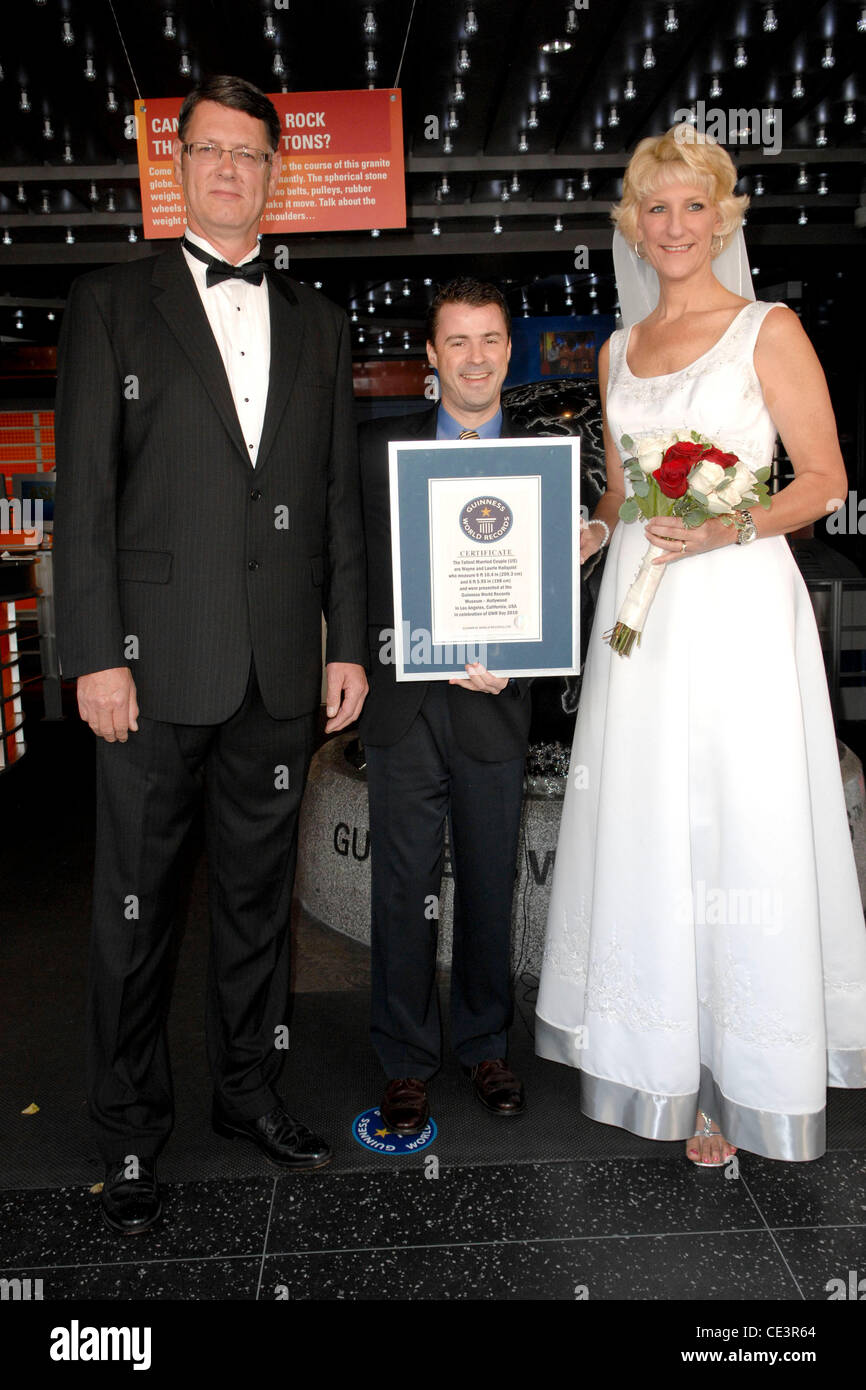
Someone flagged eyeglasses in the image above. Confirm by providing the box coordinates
[182,142,273,170]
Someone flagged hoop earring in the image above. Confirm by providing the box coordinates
[711,233,724,256]
[634,241,646,260]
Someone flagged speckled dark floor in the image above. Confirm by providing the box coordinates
[2,689,865,1303]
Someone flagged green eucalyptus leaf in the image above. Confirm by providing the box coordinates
[621,433,635,452]
[619,497,641,522]
[683,510,706,528]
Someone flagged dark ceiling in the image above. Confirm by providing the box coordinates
[2,0,865,351]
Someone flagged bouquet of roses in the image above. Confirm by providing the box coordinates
[605,431,771,657]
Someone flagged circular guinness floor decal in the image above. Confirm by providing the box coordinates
[460,496,513,543]
[351,1106,437,1155]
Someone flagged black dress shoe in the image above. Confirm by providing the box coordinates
[101,1158,162,1235]
[380,1078,430,1135]
[212,1103,332,1170]
[464,1059,526,1117]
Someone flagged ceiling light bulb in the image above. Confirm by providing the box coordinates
[581,171,591,190]
[642,45,655,69]
[493,218,502,234]
[84,56,97,81]
[859,6,866,31]
[594,129,604,150]
[664,6,678,33]
[89,181,99,202]
[272,51,285,76]
[440,175,449,194]
[42,117,53,138]
[41,192,50,213]
[106,191,116,212]
[20,89,31,112]
[734,43,747,67]
[624,77,636,100]
[553,217,563,232]
[128,228,138,243]
[443,133,453,152]
[818,175,828,195]
[61,19,74,44]
[792,75,805,98]
[763,7,778,31]
[797,164,808,187]
[179,51,191,76]
[16,183,25,203]
[465,8,478,36]
[710,75,722,98]
[365,49,377,74]
[63,143,73,163]
[518,131,528,152]
[452,80,465,102]
[448,107,459,129]
[527,106,538,129]
[816,125,828,146]
[754,175,764,195]
[822,43,834,68]
[66,228,75,244]
[539,78,550,102]
[3,230,12,246]
[384,292,392,305]
[363,8,376,36]
[845,102,856,124]
[106,88,118,112]
[163,12,176,39]
[798,208,808,225]
[565,180,574,200]
[565,7,579,34]
[511,174,520,192]
[402,281,411,297]
[432,220,441,236]
[500,183,510,201]
[608,104,619,126]
[457,45,471,71]
[264,15,277,40]
[370,227,380,237]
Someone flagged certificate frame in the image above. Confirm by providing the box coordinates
[388,437,580,681]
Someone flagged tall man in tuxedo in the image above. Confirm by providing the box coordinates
[54,76,367,1233]
[359,279,531,1134]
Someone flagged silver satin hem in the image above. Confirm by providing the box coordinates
[533,1015,864,1161]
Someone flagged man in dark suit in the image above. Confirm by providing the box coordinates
[54,76,367,1233]
[359,278,531,1134]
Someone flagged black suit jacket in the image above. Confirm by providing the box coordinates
[54,242,366,724]
[359,404,532,761]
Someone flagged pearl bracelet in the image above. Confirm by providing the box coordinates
[586,518,610,548]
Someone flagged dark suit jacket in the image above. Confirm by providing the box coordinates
[53,242,366,725]
[359,404,532,761]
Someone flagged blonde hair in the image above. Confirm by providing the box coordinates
[612,124,749,248]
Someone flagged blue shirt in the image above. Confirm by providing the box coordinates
[436,404,502,440]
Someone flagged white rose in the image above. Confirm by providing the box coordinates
[688,459,725,497]
[707,460,756,513]
[634,433,675,474]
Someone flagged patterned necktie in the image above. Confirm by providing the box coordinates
[458,429,480,439]
[182,237,265,287]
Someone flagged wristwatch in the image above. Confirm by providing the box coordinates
[734,509,758,545]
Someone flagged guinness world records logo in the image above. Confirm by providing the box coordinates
[460,496,513,543]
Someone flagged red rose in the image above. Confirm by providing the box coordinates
[702,445,739,470]
[652,458,691,498]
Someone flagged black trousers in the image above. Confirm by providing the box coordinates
[87,663,316,1162]
[365,683,525,1079]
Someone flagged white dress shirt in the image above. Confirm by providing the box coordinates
[182,227,270,466]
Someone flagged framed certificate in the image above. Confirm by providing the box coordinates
[388,437,580,681]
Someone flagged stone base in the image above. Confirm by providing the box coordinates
[296,735,866,972]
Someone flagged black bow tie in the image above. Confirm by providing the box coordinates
[182,237,265,287]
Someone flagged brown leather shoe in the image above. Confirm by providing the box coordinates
[380,1078,430,1135]
[466,1059,526,1116]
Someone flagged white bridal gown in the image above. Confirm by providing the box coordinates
[535,300,866,1160]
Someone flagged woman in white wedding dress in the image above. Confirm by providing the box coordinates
[535,125,866,1164]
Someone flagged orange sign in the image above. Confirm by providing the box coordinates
[135,89,406,239]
